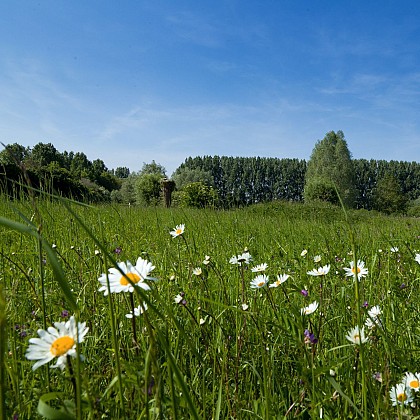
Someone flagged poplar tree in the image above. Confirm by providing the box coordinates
[304,130,356,207]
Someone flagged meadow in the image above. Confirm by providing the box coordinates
[1,196,420,419]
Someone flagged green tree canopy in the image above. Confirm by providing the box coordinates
[304,130,356,207]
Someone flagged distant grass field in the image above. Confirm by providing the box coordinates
[1,197,420,419]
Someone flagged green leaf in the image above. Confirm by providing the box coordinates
[37,392,75,420]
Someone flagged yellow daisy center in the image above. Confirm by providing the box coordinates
[354,334,360,342]
[409,379,419,388]
[257,281,265,287]
[397,392,407,402]
[352,266,361,274]
[176,228,182,235]
[50,336,75,357]
[120,272,141,286]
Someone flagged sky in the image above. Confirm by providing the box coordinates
[1,1,420,176]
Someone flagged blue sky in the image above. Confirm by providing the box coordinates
[1,1,420,176]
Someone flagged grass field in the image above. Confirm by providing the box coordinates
[1,197,420,419]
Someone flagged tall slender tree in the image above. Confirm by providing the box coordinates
[304,130,356,207]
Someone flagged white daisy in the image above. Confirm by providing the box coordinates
[98,257,156,296]
[241,303,249,311]
[174,294,183,304]
[192,267,202,276]
[125,303,148,318]
[170,224,185,238]
[404,372,420,392]
[251,263,268,272]
[345,325,368,345]
[203,255,211,265]
[307,265,330,276]
[314,255,321,263]
[300,249,308,257]
[390,382,413,406]
[230,252,252,266]
[300,301,319,315]
[26,316,88,370]
[390,247,399,253]
[269,274,290,288]
[415,253,420,265]
[250,274,269,289]
[343,260,368,281]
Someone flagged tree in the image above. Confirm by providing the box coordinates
[0,143,29,165]
[29,142,63,168]
[140,160,166,176]
[135,173,163,206]
[304,131,356,207]
[177,182,218,208]
[373,173,408,214]
[114,167,130,178]
[171,167,214,190]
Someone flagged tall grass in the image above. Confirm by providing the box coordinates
[1,196,420,418]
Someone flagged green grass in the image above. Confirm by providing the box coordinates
[1,197,420,419]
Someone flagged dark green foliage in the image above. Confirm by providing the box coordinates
[373,173,408,214]
[172,167,214,189]
[303,177,339,205]
[176,181,218,208]
[304,131,356,207]
[135,173,164,206]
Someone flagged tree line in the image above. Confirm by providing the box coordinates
[1,136,420,214]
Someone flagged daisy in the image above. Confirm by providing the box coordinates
[269,274,290,288]
[250,274,269,289]
[26,316,88,370]
[300,249,308,257]
[174,294,183,304]
[343,260,368,281]
[314,255,321,263]
[192,267,202,276]
[367,305,381,319]
[415,253,420,265]
[390,246,399,253]
[390,382,413,406]
[125,303,148,318]
[203,255,211,265]
[251,263,268,273]
[404,372,420,392]
[307,265,330,276]
[300,301,319,315]
[170,224,185,238]
[98,257,156,296]
[241,303,249,311]
[230,252,252,266]
[345,326,368,345]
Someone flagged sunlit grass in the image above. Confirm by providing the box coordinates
[1,196,420,418]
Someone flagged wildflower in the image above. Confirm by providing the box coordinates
[404,372,420,392]
[251,263,268,273]
[203,255,211,265]
[199,318,206,325]
[314,255,321,263]
[301,249,308,257]
[25,316,88,370]
[174,294,183,304]
[98,257,156,296]
[170,224,185,238]
[60,309,69,318]
[300,289,309,297]
[192,267,202,276]
[343,260,368,281]
[373,372,382,383]
[94,249,101,255]
[114,247,122,255]
[301,301,319,315]
[230,252,252,266]
[368,305,381,319]
[345,326,368,345]
[250,274,269,289]
[307,265,330,276]
[415,254,420,265]
[362,301,369,308]
[390,382,413,406]
[269,274,290,288]
[126,303,148,318]
[390,247,399,253]
[52,244,57,249]
[304,329,318,344]
[242,303,249,311]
